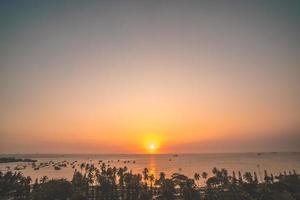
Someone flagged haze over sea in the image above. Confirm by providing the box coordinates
[1,153,299,184]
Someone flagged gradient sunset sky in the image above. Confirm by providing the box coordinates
[1,1,300,154]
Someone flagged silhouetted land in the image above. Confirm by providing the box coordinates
[0,163,299,200]
[0,157,37,163]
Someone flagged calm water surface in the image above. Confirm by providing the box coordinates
[1,153,299,183]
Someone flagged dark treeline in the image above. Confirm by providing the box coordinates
[0,158,37,164]
[0,164,299,200]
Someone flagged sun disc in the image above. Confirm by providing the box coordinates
[149,144,156,150]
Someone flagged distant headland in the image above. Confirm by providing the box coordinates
[0,157,37,163]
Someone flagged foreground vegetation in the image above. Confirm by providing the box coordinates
[0,164,299,200]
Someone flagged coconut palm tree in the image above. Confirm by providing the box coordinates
[157,178,176,200]
[80,163,85,173]
[238,171,243,185]
[202,172,208,180]
[253,172,258,184]
[117,167,125,199]
[231,171,237,184]
[142,168,149,184]
[40,176,48,184]
[172,173,199,200]
[194,173,200,186]
[243,172,253,183]
[149,174,155,195]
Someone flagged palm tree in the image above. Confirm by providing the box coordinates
[238,171,243,184]
[202,171,208,185]
[232,171,237,184]
[80,163,85,173]
[142,168,149,184]
[194,173,200,186]
[71,171,88,200]
[172,173,199,200]
[149,174,155,195]
[85,163,90,173]
[159,172,166,181]
[270,173,274,183]
[253,172,258,184]
[40,176,48,184]
[33,178,39,191]
[264,170,271,184]
[117,167,125,200]
[202,172,208,180]
[157,178,176,200]
[139,186,151,200]
[212,167,218,175]
[14,175,31,200]
[243,172,253,183]
[206,176,219,188]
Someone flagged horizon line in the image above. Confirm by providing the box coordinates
[1,151,299,156]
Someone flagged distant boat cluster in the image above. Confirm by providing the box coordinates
[1,157,138,172]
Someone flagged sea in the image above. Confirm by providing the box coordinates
[1,153,299,184]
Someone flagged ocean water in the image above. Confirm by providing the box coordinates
[0,153,299,183]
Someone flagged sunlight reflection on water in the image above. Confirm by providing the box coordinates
[0,153,299,184]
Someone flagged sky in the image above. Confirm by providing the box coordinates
[0,0,300,154]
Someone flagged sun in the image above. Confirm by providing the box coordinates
[148,143,157,153]
[149,144,156,150]
[140,133,163,154]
